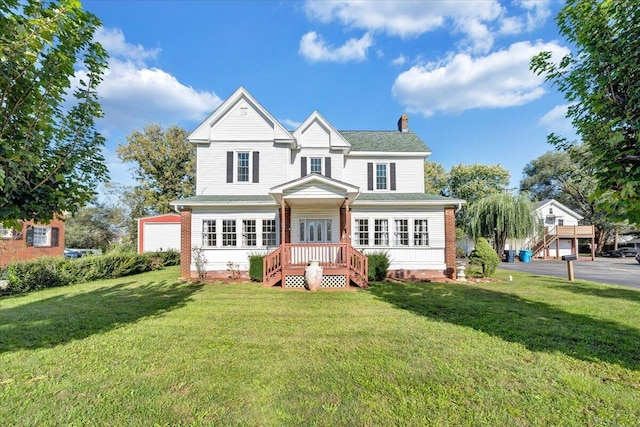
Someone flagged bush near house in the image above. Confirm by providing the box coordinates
[367,251,391,281]
[1,250,179,296]
[248,254,265,282]
[469,238,500,277]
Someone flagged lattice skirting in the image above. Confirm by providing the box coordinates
[284,275,346,288]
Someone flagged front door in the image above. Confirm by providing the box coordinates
[299,218,332,243]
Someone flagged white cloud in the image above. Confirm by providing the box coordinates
[392,41,570,117]
[95,27,160,65]
[279,118,302,130]
[299,31,372,62]
[304,0,552,55]
[540,104,576,136]
[392,54,406,66]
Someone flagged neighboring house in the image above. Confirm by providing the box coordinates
[171,87,464,288]
[137,213,181,253]
[0,218,65,268]
[527,199,595,259]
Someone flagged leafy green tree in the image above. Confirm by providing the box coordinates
[468,192,536,257]
[117,124,195,215]
[65,203,125,252]
[0,0,108,224]
[531,0,640,223]
[424,161,448,195]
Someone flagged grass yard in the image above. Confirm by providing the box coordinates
[1,266,639,426]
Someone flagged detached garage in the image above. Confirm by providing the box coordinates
[137,214,181,253]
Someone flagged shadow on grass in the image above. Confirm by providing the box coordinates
[0,280,203,353]
[547,282,640,304]
[369,281,640,370]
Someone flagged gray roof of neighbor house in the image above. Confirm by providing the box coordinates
[339,131,430,153]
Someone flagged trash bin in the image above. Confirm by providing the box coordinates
[504,250,516,263]
[520,249,532,263]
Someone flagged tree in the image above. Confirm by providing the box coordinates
[0,0,109,224]
[424,161,448,195]
[468,192,536,257]
[64,203,125,252]
[117,124,195,216]
[469,237,500,277]
[531,0,640,223]
[520,148,615,250]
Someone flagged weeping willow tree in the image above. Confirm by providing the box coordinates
[468,192,536,257]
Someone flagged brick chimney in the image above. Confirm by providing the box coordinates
[397,114,408,133]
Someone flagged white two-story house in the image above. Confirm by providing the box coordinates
[172,87,464,288]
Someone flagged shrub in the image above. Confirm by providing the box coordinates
[5,258,71,294]
[367,251,391,281]
[469,237,500,277]
[248,253,265,282]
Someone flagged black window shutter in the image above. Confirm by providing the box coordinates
[367,163,373,190]
[51,227,59,247]
[226,151,233,183]
[390,163,396,191]
[26,226,34,246]
[301,156,307,177]
[325,157,332,178]
[252,151,259,183]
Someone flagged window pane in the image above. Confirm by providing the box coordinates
[325,219,332,242]
[310,157,322,174]
[374,219,388,246]
[243,220,256,246]
[222,220,236,246]
[202,220,216,247]
[237,152,249,182]
[394,219,409,246]
[376,164,387,190]
[33,226,49,247]
[355,219,369,246]
[299,220,305,242]
[413,219,429,246]
[262,219,277,247]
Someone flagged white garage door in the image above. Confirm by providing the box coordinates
[143,223,181,252]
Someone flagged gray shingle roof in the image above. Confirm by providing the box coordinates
[354,193,464,204]
[173,195,275,204]
[340,131,430,153]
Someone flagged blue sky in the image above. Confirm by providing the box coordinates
[82,0,575,191]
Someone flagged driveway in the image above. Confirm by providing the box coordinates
[498,257,640,289]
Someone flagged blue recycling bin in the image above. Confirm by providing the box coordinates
[504,250,516,262]
[520,249,532,263]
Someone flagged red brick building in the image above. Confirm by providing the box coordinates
[0,218,65,268]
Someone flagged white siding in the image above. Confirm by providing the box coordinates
[143,223,181,252]
[298,120,331,148]
[191,207,279,271]
[351,205,446,270]
[343,156,425,193]
[291,150,344,181]
[196,141,289,195]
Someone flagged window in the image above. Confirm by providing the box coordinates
[202,220,216,247]
[355,219,369,246]
[414,219,429,246]
[237,152,250,182]
[243,220,257,246]
[0,225,15,239]
[33,226,50,247]
[376,164,387,190]
[374,219,389,246]
[299,219,332,243]
[222,220,236,246]
[557,219,564,226]
[262,220,277,247]
[310,157,322,174]
[394,219,409,246]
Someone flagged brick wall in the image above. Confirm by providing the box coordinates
[0,218,65,268]
[179,209,192,278]
[444,207,457,279]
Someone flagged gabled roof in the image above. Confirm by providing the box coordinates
[269,173,360,204]
[188,86,294,144]
[293,111,351,150]
[340,131,430,153]
[535,199,583,220]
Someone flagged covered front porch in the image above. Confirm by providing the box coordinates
[262,174,368,289]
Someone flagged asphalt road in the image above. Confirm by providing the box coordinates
[498,257,640,289]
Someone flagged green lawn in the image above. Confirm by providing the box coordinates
[1,266,639,426]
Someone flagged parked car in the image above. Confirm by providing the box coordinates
[610,248,638,258]
[636,253,640,264]
[64,249,80,258]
